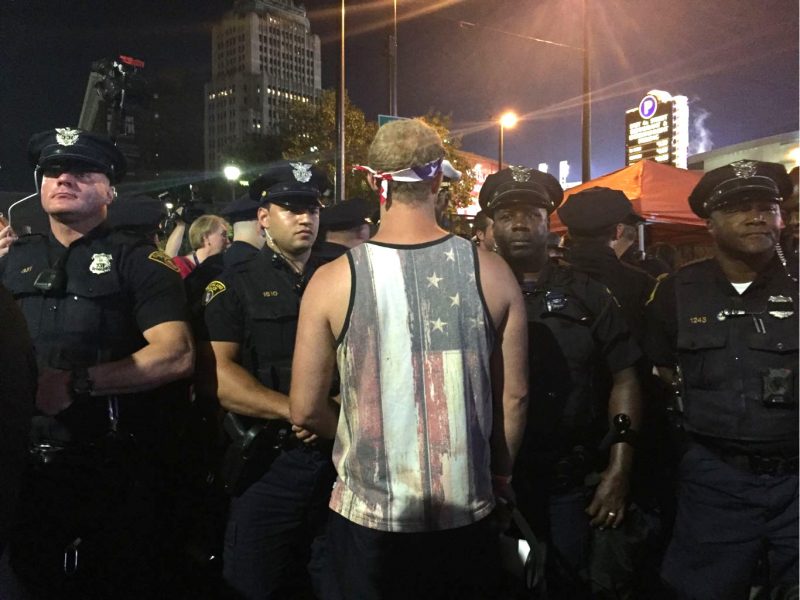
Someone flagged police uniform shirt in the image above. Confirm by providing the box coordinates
[566,241,656,341]
[521,261,641,449]
[224,240,260,269]
[203,247,310,394]
[644,257,798,453]
[1,225,187,443]
[311,240,350,265]
[2,225,187,362]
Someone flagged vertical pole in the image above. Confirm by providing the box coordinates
[336,0,346,203]
[388,0,398,116]
[498,125,505,172]
[581,0,591,182]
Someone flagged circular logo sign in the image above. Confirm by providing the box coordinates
[639,95,658,120]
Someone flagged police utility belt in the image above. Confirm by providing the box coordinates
[221,412,326,496]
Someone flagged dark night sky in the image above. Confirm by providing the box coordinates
[1,0,797,193]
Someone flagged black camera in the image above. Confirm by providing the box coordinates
[762,368,795,407]
[33,267,67,294]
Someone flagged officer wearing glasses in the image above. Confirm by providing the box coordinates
[0,128,194,598]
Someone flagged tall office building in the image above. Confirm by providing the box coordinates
[204,0,321,171]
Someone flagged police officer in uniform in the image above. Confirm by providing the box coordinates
[203,161,336,599]
[312,196,374,264]
[220,193,265,269]
[0,128,194,598]
[644,160,798,599]
[558,187,656,341]
[483,167,642,597]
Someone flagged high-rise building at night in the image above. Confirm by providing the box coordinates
[204,0,322,171]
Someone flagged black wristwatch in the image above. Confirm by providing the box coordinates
[71,367,95,396]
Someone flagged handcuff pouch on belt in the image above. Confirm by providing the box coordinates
[220,412,290,496]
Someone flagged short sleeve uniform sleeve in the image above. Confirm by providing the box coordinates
[588,284,642,373]
[643,275,678,367]
[203,275,245,343]
[122,245,188,332]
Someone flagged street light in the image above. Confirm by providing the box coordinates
[498,111,518,171]
[223,164,241,202]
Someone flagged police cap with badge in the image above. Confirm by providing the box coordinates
[28,127,127,184]
[320,197,375,232]
[222,193,262,224]
[558,187,644,235]
[478,166,564,216]
[249,160,329,209]
[688,159,792,218]
[107,194,167,236]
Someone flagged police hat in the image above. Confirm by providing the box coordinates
[249,160,329,209]
[222,193,262,224]
[320,197,375,231]
[558,187,643,234]
[28,128,127,183]
[688,159,792,218]
[479,166,563,216]
[107,194,166,234]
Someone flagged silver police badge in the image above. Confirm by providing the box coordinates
[509,165,532,182]
[767,295,794,319]
[730,160,758,179]
[89,253,112,275]
[290,162,312,183]
[55,127,81,146]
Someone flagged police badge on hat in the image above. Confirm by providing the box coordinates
[290,162,312,183]
[730,160,759,179]
[509,166,533,182]
[89,253,112,275]
[55,127,80,146]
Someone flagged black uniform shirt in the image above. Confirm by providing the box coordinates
[1,225,187,365]
[566,241,656,341]
[521,261,641,450]
[311,240,349,265]
[644,257,798,451]
[0,224,188,442]
[224,240,260,269]
[203,247,312,395]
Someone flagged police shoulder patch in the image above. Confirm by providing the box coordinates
[204,280,227,305]
[148,250,180,272]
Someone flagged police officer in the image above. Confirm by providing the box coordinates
[312,196,374,264]
[220,193,265,268]
[558,187,656,341]
[0,128,194,598]
[106,193,169,245]
[644,160,798,599]
[202,160,336,599]
[483,166,642,597]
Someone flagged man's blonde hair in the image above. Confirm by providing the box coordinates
[368,119,445,201]
[189,215,228,250]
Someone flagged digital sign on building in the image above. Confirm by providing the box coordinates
[625,90,688,168]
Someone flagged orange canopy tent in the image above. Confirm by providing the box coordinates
[551,160,710,245]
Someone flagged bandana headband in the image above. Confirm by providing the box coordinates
[354,158,443,204]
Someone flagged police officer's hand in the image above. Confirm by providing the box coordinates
[36,368,74,415]
[0,225,18,258]
[292,424,319,444]
[586,468,629,529]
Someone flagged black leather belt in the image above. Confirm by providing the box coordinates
[713,451,798,476]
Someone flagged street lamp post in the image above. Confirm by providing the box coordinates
[498,111,518,171]
[223,164,241,202]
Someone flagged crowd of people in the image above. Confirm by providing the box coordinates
[0,120,797,600]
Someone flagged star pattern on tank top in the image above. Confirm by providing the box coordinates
[430,318,447,333]
[427,272,443,288]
